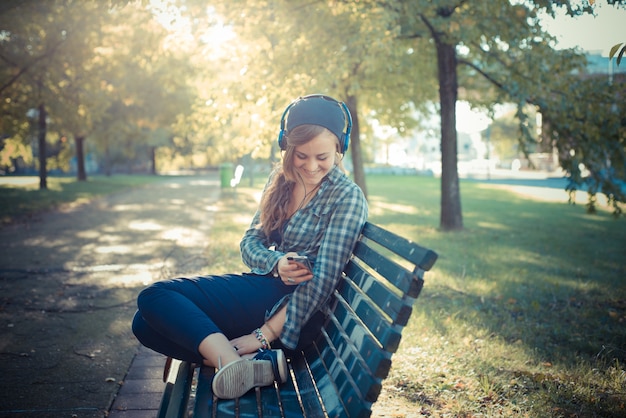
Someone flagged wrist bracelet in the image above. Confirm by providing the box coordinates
[253,328,271,350]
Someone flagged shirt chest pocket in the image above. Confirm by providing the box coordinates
[282,204,332,252]
[307,204,332,248]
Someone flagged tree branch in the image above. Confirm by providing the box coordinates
[457,58,505,91]
[0,38,65,95]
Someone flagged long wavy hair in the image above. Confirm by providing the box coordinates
[259,124,342,237]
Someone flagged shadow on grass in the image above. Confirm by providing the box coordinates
[0,175,166,225]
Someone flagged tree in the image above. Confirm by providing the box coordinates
[1,0,198,181]
[542,72,625,214]
[1,1,121,183]
[384,0,626,229]
[88,4,197,175]
[1,1,71,187]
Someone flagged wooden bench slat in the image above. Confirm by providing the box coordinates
[344,259,413,325]
[324,341,381,404]
[352,240,424,299]
[361,222,438,271]
[194,366,308,417]
[323,310,391,379]
[302,346,347,416]
[306,316,385,402]
[254,386,284,417]
[313,324,380,400]
[342,261,416,328]
[192,367,212,418]
[289,355,327,417]
[334,282,403,353]
[305,337,376,418]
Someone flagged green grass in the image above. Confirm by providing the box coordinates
[215,174,626,417]
[202,188,262,274]
[0,175,164,225]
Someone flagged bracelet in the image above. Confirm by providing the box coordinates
[253,328,271,350]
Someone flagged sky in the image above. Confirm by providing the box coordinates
[540,3,626,55]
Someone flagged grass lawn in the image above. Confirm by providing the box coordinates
[216,174,626,417]
[0,175,163,225]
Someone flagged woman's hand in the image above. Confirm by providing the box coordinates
[277,252,314,285]
[229,334,262,356]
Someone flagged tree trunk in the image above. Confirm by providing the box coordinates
[75,135,87,181]
[345,94,368,199]
[149,146,157,175]
[437,41,463,230]
[38,103,47,190]
[104,138,112,176]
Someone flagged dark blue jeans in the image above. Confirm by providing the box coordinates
[132,273,294,363]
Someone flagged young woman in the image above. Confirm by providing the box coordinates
[132,94,368,399]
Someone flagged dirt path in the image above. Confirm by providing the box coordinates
[0,174,220,417]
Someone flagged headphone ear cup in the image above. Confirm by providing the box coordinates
[278,130,285,150]
[340,101,352,154]
[277,102,293,150]
[343,133,350,153]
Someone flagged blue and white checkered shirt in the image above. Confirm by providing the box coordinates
[240,165,368,349]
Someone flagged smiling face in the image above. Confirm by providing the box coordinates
[292,129,338,187]
[282,124,340,186]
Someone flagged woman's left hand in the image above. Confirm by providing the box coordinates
[229,334,262,356]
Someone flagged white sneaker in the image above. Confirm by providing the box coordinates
[212,349,288,399]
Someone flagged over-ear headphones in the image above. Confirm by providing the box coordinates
[277,94,352,154]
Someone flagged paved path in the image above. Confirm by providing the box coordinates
[0,174,220,417]
[108,346,168,417]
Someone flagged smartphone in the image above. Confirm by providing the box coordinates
[287,255,313,272]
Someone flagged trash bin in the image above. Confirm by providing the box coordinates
[219,163,234,188]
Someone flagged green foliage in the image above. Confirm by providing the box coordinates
[541,74,626,215]
[486,109,523,161]
[1,1,198,175]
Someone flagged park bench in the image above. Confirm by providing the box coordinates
[157,221,438,418]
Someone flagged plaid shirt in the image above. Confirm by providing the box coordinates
[240,165,368,349]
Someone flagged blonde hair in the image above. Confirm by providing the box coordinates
[259,124,342,237]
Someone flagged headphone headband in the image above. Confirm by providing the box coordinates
[278,94,352,154]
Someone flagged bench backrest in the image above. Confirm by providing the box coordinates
[298,221,438,417]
